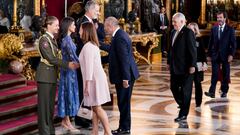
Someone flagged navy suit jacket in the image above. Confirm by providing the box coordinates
[100,29,140,84]
[208,25,236,61]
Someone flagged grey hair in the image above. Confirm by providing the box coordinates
[173,12,186,22]
[85,0,98,12]
[105,16,119,27]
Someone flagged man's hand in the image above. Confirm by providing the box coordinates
[228,55,233,62]
[189,67,195,74]
[123,80,129,88]
[84,81,90,96]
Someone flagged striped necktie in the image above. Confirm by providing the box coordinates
[218,26,223,39]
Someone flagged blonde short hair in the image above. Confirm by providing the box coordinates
[188,22,201,37]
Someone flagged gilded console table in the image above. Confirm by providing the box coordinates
[105,32,160,64]
[130,32,160,64]
[20,44,39,80]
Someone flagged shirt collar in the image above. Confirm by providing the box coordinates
[84,15,93,23]
[175,25,184,33]
[46,31,54,39]
[112,27,120,37]
[219,23,225,29]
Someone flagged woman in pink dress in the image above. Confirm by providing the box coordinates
[79,22,112,135]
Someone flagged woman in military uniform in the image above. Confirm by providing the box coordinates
[35,16,77,135]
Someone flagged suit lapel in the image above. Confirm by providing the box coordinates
[172,26,185,47]
[220,25,228,40]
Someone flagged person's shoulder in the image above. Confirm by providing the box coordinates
[84,41,98,49]
[39,35,48,43]
[225,25,235,31]
[184,26,194,34]
[117,29,128,36]
[63,35,72,41]
[211,25,218,30]
[39,34,51,47]
[81,16,90,23]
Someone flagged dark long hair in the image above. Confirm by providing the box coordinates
[81,22,99,46]
[59,17,75,44]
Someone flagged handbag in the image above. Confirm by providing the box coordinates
[77,99,93,120]
[196,62,203,71]
[196,62,208,72]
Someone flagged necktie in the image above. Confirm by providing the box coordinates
[218,26,223,39]
[161,14,164,26]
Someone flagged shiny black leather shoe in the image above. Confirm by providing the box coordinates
[111,128,131,135]
[174,116,187,122]
[204,92,215,98]
[221,93,227,98]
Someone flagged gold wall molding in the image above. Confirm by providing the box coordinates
[166,0,171,24]
[199,0,207,25]
[130,32,160,64]
[97,0,104,23]
[34,0,40,15]
[12,0,17,27]
[128,0,132,13]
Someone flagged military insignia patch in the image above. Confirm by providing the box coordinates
[43,42,49,48]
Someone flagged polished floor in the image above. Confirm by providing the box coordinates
[54,58,240,135]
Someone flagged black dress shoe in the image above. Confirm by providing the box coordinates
[112,128,130,134]
[221,93,227,98]
[174,116,187,122]
[204,92,215,98]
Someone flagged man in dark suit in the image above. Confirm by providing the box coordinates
[167,12,197,123]
[155,6,169,56]
[205,11,236,98]
[100,16,140,134]
[75,0,100,54]
[74,0,100,128]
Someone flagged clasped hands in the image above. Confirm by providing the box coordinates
[68,62,79,70]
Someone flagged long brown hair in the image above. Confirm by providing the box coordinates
[81,22,99,46]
